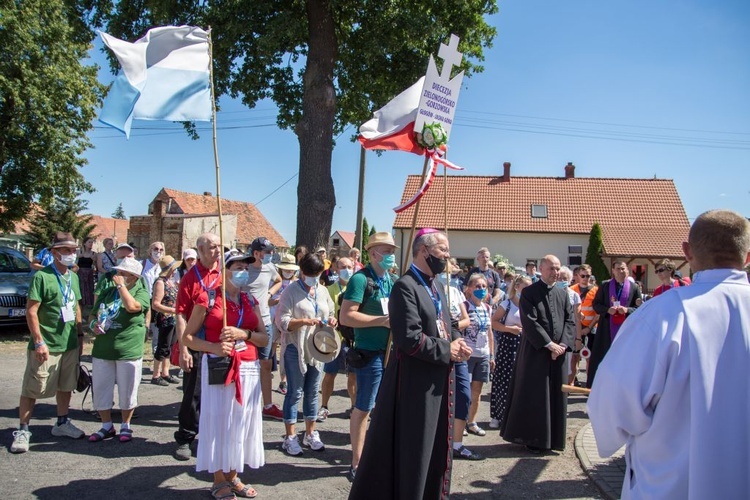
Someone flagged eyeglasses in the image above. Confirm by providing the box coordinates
[655,268,667,273]
[578,274,590,279]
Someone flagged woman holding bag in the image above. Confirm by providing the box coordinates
[182,250,269,500]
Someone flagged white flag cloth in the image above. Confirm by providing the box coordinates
[99,26,211,138]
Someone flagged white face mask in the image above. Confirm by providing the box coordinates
[281,270,296,280]
[58,253,77,267]
[303,275,319,287]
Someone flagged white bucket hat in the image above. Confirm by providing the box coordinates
[112,257,143,277]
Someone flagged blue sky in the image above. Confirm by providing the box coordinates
[82,0,750,246]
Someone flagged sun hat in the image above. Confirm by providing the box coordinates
[276,253,299,271]
[50,231,77,249]
[158,255,182,278]
[306,325,341,363]
[113,257,143,277]
[224,249,255,267]
[315,246,327,254]
[365,232,399,251]
[115,242,134,252]
[182,248,197,261]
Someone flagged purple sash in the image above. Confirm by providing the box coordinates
[608,278,630,341]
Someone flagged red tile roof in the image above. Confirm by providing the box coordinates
[393,174,690,258]
[155,188,288,248]
[334,230,356,248]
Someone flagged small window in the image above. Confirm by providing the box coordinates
[568,256,583,266]
[568,245,583,254]
[531,204,548,218]
[333,238,340,246]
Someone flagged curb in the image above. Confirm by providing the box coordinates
[574,423,625,500]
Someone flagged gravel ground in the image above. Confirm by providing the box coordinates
[0,327,601,499]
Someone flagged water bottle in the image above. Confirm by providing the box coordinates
[96,303,108,334]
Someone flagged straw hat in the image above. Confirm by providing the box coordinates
[276,253,299,271]
[158,255,182,278]
[50,231,77,249]
[365,232,398,251]
[306,325,341,363]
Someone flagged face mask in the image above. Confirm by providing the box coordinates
[230,270,250,288]
[304,275,319,288]
[378,253,396,271]
[339,268,353,282]
[556,281,569,289]
[58,253,77,267]
[436,273,448,284]
[473,289,488,300]
[151,250,163,261]
[262,253,273,265]
[281,270,296,280]
[425,252,447,275]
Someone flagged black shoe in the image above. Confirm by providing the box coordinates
[526,445,548,455]
[151,377,169,387]
[453,445,484,461]
[162,375,179,384]
[174,443,191,461]
[348,466,357,482]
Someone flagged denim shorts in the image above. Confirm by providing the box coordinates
[257,323,273,360]
[454,361,471,421]
[323,345,350,374]
[354,352,384,412]
[467,355,490,383]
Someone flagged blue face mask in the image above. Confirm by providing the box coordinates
[436,273,448,284]
[230,270,250,288]
[379,253,396,271]
[304,275,319,287]
[339,268,353,282]
[262,253,273,265]
[473,288,488,300]
[556,281,569,289]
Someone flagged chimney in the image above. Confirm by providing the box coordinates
[203,191,212,196]
[564,162,575,179]
[502,162,511,182]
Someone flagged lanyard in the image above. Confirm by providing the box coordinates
[298,279,319,318]
[472,301,489,331]
[366,266,391,298]
[106,288,122,316]
[233,293,244,328]
[193,264,219,293]
[410,264,441,317]
[51,266,72,304]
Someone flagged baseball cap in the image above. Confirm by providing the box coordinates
[250,237,275,253]
[224,249,255,266]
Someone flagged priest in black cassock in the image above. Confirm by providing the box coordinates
[349,229,472,500]
[501,254,576,452]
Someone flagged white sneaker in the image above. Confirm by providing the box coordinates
[51,419,85,439]
[316,407,329,422]
[282,434,303,456]
[11,430,31,453]
[303,430,325,451]
[489,418,501,429]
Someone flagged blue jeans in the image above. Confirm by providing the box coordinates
[354,352,384,412]
[282,343,321,424]
[454,361,471,421]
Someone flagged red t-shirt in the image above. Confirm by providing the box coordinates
[204,291,259,361]
[176,261,222,320]
[652,279,687,297]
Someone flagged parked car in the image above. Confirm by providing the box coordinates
[0,246,34,325]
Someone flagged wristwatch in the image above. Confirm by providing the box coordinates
[116,284,123,289]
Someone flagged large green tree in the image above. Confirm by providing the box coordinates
[0,0,104,232]
[586,223,610,285]
[24,193,96,252]
[86,0,497,248]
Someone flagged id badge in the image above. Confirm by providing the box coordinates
[380,297,390,315]
[436,318,447,339]
[234,340,247,352]
[208,289,216,309]
[612,300,620,308]
[61,301,75,323]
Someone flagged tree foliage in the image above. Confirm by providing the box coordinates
[84,0,497,249]
[0,0,104,232]
[112,202,127,219]
[360,217,370,265]
[586,223,609,285]
[24,193,97,252]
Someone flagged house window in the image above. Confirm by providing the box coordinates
[568,256,583,266]
[568,245,582,254]
[531,204,548,218]
[333,238,340,246]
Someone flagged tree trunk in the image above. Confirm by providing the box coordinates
[294,0,337,250]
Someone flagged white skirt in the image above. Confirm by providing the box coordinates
[196,356,265,473]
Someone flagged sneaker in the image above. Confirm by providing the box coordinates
[282,434,303,456]
[151,377,169,387]
[51,419,85,439]
[174,443,191,461]
[276,381,287,395]
[10,430,31,453]
[303,430,325,451]
[316,406,329,422]
[453,445,484,461]
[177,369,184,379]
[262,404,284,420]
[161,375,179,384]
[489,418,501,429]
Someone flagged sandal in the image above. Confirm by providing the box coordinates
[230,477,258,498]
[466,423,486,436]
[119,428,133,443]
[211,481,237,500]
[88,427,116,442]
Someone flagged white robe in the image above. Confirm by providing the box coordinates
[588,268,750,500]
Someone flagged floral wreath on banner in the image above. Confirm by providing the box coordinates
[393,122,463,213]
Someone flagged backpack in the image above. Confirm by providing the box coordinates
[337,269,377,345]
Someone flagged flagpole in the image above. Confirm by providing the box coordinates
[207,28,228,328]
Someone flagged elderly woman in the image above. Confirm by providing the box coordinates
[652,258,688,297]
[489,275,532,430]
[183,250,268,500]
[150,255,181,386]
[275,253,336,456]
[87,257,150,443]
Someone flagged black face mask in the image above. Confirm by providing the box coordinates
[425,252,447,276]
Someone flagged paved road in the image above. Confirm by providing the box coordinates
[0,336,603,499]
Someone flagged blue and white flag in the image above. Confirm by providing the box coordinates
[99,26,212,138]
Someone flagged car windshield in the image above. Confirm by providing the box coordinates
[0,248,32,273]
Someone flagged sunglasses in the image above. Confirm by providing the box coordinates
[655,268,668,273]
[579,274,590,279]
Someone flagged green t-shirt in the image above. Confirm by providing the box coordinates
[27,266,81,353]
[342,265,392,351]
[91,279,151,360]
